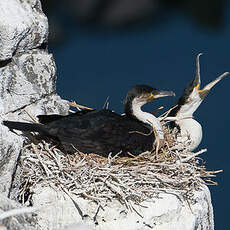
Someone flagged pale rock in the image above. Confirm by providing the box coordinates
[0,49,60,115]
[0,48,69,196]
[31,185,214,230]
[0,194,37,230]
[0,124,23,196]
[0,0,48,60]
[64,223,94,230]
[0,0,69,229]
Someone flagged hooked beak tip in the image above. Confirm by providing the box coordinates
[223,71,229,77]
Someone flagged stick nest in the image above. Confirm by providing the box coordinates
[15,119,221,208]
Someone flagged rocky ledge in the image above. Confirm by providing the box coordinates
[0,1,214,230]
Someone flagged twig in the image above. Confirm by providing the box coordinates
[152,106,164,115]
[179,149,207,163]
[23,109,38,123]
[159,105,178,121]
[103,96,110,109]
[31,143,51,176]
[69,101,93,110]
[61,186,84,219]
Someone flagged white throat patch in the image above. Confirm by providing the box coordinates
[177,88,202,118]
[131,97,164,140]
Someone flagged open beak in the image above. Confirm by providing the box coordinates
[201,72,229,91]
[198,72,229,99]
[192,53,202,90]
[193,53,229,99]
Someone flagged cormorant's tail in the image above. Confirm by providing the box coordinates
[3,120,47,134]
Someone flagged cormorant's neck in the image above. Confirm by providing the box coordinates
[125,97,164,140]
[172,88,203,119]
[166,88,203,151]
[177,118,202,151]
[176,100,202,118]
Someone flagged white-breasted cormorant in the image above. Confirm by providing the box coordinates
[166,54,229,151]
[3,85,175,157]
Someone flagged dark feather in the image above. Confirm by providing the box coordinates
[4,110,155,157]
[37,109,93,124]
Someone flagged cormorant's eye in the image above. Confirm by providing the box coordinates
[148,92,154,100]
[194,83,200,90]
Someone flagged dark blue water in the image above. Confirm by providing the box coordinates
[50,5,230,229]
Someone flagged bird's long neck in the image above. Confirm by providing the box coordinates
[167,88,203,151]
[125,98,164,140]
[168,98,203,151]
[175,100,202,119]
[176,117,202,151]
[169,88,203,119]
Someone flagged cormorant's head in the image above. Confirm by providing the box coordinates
[124,85,175,116]
[170,53,229,117]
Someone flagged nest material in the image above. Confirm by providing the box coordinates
[15,119,221,209]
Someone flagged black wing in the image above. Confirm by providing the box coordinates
[37,109,94,124]
[4,110,156,157]
[44,110,155,156]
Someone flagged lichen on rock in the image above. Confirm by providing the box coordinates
[0,0,48,61]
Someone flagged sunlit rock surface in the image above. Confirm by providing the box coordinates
[0,1,68,228]
[30,185,214,230]
[0,0,48,60]
[0,194,37,230]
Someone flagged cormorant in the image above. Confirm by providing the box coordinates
[166,54,229,151]
[3,85,175,157]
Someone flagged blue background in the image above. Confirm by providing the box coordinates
[47,2,230,229]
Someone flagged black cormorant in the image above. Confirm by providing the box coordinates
[166,54,229,151]
[3,85,175,157]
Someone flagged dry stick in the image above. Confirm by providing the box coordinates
[19,177,30,205]
[23,109,39,123]
[80,192,106,202]
[69,101,94,110]
[61,186,84,219]
[185,197,194,214]
[110,175,140,197]
[128,200,143,218]
[45,144,62,169]
[93,204,104,224]
[126,152,137,158]
[103,179,131,207]
[129,129,153,136]
[179,149,207,163]
[103,96,110,109]
[158,104,178,121]
[152,106,164,115]
[206,169,223,174]
[107,151,122,167]
[31,143,51,177]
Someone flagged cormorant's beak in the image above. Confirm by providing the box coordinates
[151,90,176,100]
[197,72,229,99]
[192,53,202,91]
[193,53,229,99]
